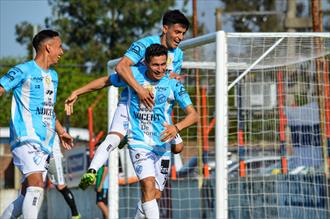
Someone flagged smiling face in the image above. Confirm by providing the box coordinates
[163,23,187,49]
[146,54,167,81]
[45,36,64,65]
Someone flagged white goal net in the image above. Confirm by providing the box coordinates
[107,31,330,219]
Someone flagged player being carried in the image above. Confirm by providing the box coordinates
[65,10,190,188]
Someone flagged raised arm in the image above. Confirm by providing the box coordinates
[65,76,110,115]
[115,56,154,109]
[160,105,198,142]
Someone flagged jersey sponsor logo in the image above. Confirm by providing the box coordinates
[133,111,160,121]
[31,76,43,82]
[129,44,141,56]
[36,107,54,116]
[178,86,187,96]
[135,164,143,175]
[5,71,16,81]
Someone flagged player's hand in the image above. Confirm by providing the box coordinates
[169,72,181,80]
[137,87,154,110]
[160,123,178,142]
[65,92,78,115]
[59,131,74,150]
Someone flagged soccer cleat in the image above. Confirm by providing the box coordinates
[79,169,96,190]
[72,214,81,219]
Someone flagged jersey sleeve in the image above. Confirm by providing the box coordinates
[0,66,26,92]
[108,72,127,87]
[173,80,192,110]
[124,39,149,65]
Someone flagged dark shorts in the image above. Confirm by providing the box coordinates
[96,188,108,204]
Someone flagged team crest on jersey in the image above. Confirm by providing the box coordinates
[45,76,51,86]
[145,85,154,94]
[167,53,174,71]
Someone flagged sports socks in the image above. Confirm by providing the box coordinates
[89,134,121,171]
[0,194,24,218]
[134,200,146,219]
[58,186,79,217]
[22,186,44,219]
[142,199,159,219]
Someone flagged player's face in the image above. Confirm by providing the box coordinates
[46,37,64,65]
[163,23,187,49]
[147,55,167,80]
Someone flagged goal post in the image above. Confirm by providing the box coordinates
[107,31,330,219]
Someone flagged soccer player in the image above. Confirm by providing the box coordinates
[0,29,73,219]
[110,44,198,219]
[95,164,109,219]
[48,135,80,219]
[65,10,189,186]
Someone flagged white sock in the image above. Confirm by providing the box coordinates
[89,134,121,171]
[0,194,24,218]
[142,199,159,219]
[134,200,146,219]
[22,186,44,219]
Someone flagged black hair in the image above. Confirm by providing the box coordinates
[145,44,168,64]
[162,9,190,30]
[32,29,59,52]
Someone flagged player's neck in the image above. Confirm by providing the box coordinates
[34,55,51,71]
[160,34,171,50]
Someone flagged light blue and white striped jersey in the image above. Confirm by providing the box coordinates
[0,60,58,154]
[110,66,192,155]
[119,35,184,104]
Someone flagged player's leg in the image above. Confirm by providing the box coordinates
[11,142,49,219]
[89,103,128,171]
[130,148,159,219]
[96,189,109,219]
[80,103,128,189]
[171,134,184,154]
[48,156,80,218]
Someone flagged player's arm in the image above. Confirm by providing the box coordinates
[115,56,154,109]
[55,118,73,149]
[65,76,110,115]
[160,105,198,142]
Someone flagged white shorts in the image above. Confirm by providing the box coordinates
[48,155,65,185]
[110,103,183,145]
[129,147,171,192]
[12,142,50,182]
[109,103,129,136]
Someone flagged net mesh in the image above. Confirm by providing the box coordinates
[114,33,330,219]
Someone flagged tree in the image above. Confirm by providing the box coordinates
[222,0,282,32]
[45,0,176,73]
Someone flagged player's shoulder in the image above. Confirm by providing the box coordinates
[13,60,34,74]
[168,77,182,89]
[136,35,160,46]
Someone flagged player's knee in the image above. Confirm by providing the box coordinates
[56,184,66,190]
[26,173,44,187]
[171,143,184,154]
[140,177,156,201]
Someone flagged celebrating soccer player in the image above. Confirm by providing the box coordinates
[110,44,198,219]
[0,30,74,219]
